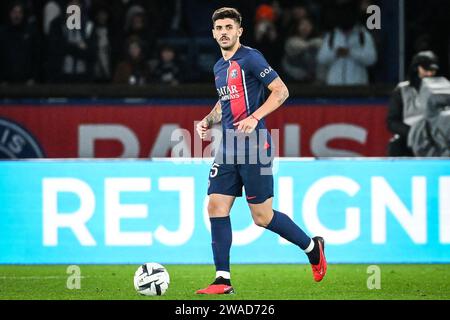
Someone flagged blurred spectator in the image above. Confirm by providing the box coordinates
[358,0,382,82]
[277,1,309,41]
[281,16,322,82]
[253,4,282,71]
[149,45,182,86]
[155,0,185,38]
[287,3,308,23]
[317,0,377,85]
[92,5,112,82]
[386,50,439,156]
[43,0,62,35]
[0,1,40,84]
[46,0,96,83]
[122,5,155,60]
[113,37,151,85]
[1,0,442,86]
[0,0,38,24]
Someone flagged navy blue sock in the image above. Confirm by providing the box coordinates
[210,216,232,273]
[266,210,311,250]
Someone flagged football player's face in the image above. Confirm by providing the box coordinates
[212,18,242,50]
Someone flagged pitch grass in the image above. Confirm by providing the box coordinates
[0,264,449,300]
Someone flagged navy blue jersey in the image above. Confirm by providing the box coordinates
[213,45,279,158]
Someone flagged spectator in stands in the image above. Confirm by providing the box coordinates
[92,5,112,82]
[277,1,309,42]
[0,1,40,84]
[253,4,283,71]
[386,50,439,156]
[46,0,96,83]
[281,16,322,82]
[113,36,151,85]
[122,4,155,60]
[316,0,377,85]
[0,0,37,24]
[154,0,185,37]
[149,44,182,86]
[43,0,63,35]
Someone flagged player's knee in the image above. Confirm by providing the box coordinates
[207,201,230,217]
[252,211,271,227]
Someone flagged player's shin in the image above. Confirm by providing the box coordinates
[210,216,232,282]
[265,210,313,252]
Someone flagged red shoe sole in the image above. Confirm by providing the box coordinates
[196,284,234,294]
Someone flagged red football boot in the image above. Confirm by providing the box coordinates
[311,236,327,282]
[196,277,235,294]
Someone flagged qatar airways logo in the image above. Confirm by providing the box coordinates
[217,85,240,101]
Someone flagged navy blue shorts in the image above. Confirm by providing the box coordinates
[207,160,273,204]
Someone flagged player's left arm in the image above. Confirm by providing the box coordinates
[253,77,289,120]
[234,77,289,133]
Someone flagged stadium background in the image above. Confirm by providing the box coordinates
[0,0,449,300]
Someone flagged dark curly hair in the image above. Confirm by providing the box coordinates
[212,7,242,26]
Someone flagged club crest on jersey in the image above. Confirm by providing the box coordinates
[230,69,238,79]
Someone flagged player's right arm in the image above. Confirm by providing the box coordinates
[196,100,222,139]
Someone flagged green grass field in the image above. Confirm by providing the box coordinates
[0,264,449,300]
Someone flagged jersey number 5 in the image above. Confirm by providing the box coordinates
[210,163,220,178]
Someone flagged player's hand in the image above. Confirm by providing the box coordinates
[233,116,258,134]
[196,119,209,140]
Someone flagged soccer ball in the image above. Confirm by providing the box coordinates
[133,262,170,296]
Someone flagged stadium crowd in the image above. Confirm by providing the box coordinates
[0,0,447,86]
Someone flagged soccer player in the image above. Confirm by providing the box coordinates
[195,7,327,295]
